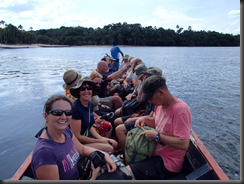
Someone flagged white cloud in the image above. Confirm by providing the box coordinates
[228,10,240,18]
[230,19,239,26]
[0,0,26,7]
[154,6,203,22]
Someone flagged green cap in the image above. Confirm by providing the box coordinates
[140,75,166,101]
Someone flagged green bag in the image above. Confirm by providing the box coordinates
[124,126,156,166]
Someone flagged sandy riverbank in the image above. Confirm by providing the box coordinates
[0,44,132,49]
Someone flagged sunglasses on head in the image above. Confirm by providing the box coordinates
[49,109,73,116]
[79,86,93,91]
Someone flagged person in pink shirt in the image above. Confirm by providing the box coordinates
[125,75,192,180]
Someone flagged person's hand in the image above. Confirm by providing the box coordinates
[123,83,129,90]
[134,116,146,128]
[90,163,100,180]
[98,139,110,145]
[104,153,117,173]
[95,116,102,123]
[142,130,158,141]
[107,139,118,149]
[125,93,136,101]
[101,104,110,109]
[122,63,130,71]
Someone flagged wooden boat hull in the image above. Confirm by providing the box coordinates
[11,129,229,180]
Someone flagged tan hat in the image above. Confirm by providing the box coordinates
[133,64,148,79]
[123,54,129,60]
[141,67,166,80]
[63,70,82,90]
[70,76,96,98]
[109,56,116,61]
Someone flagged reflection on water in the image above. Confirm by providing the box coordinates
[0,46,240,180]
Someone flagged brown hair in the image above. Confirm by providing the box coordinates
[43,94,72,125]
[131,58,144,73]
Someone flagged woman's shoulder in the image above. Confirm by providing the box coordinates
[64,126,73,138]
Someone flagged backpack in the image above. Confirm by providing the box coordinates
[124,126,156,165]
[122,97,147,116]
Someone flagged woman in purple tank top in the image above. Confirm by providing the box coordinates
[31,94,116,180]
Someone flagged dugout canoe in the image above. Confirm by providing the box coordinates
[11,129,229,180]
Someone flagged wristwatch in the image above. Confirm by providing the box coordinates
[155,132,161,142]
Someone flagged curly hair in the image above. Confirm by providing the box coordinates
[89,70,103,80]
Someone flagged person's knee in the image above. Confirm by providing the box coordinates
[116,124,126,135]
[114,118,123,127]
[115,107,122,117]
[104,144,114,153]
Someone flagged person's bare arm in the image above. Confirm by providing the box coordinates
[106,64,129,81]
[142,130,190,151]
[35,165,59,180]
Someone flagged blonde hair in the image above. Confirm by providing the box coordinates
[89,70,103,80]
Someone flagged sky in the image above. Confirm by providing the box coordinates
[0,0,240,35]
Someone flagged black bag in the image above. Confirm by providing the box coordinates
[115,83,134,101]
[122,97,147,116]
[77,151,107,180]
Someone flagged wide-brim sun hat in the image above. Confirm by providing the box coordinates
[63,70,82,90]
[133,64,148,79]
[70,76,96,98]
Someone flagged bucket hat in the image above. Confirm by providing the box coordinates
[133,64,148,79]
[63,70,82,90]
[140,75,166,102]
[70,76,96,98]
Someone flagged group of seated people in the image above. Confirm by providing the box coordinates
[31,54,192,180]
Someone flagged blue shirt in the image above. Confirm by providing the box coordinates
[72,100,94,135]
[107,63,113,75]
[111,46,121,60]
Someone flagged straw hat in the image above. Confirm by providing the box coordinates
[63,70,82,90]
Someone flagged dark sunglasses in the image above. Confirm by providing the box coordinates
[49,109,73,116]
[79,86,93,91]
[95,82,101,86]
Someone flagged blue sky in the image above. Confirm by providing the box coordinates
[0,0,240,35]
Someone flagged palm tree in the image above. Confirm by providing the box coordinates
[0,20,5,28]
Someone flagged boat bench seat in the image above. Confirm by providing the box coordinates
[168,141,214,180]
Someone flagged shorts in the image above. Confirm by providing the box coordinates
[129,156,179,180]
[124,121,135,131]
[121,114,132,123]
[99,96,113,108]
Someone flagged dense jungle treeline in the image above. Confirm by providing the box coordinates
[0,21,240,46]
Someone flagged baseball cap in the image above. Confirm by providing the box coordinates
[133,64,148,79]
[140,75,166,101]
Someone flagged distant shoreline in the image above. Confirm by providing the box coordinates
[0,43,125,49]
[0,43,240,49]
